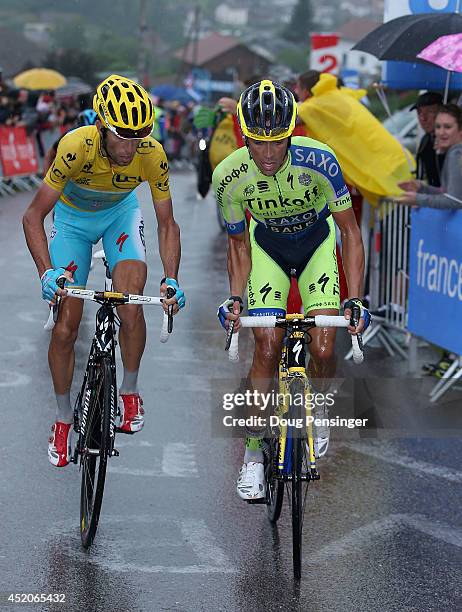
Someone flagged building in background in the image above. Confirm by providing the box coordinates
[337,19,381,87]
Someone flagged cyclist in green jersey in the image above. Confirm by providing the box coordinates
[213,80,370,500]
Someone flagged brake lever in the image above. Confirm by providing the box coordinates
[166,286,175,333]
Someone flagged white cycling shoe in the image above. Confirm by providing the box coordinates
[236,462,266,500]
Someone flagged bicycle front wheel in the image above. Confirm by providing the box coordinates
[80,356,113,548]
[289,378,308,580]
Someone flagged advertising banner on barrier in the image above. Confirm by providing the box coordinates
[0,126,39,177]
[310,34,340,75]
[408,208,462,354]
[382,0,462,90]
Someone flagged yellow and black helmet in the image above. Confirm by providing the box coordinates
[93,74,154,139]
[236,79,297,141]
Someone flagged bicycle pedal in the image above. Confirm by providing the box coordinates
[246,497,267,505]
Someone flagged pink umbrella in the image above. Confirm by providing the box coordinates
[417,33,462,102]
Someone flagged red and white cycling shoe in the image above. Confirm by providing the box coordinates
[48,422,73,467]
[117,394,145,434]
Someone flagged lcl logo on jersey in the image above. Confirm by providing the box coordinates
[136,141,155,154]
[112,174,142,190]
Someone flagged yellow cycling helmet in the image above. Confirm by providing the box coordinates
[93,74,154,139]
[236,79,297,141]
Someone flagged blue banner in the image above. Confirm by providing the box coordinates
[408,208,462,354]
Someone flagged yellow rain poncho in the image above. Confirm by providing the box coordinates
[297,73,415,205]
[209,114,240,171]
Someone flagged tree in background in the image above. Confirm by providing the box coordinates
[283,0,315,45]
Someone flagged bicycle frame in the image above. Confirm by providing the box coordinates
[73,302,118,461]
[276,318,318,482]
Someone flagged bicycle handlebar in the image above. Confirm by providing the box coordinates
[227,315,364,365]
[43,288,172,343]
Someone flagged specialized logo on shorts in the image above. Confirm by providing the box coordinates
[139,220,145,249]
[259,282,272,304]
[243,184,255,197]
[298,173,312,186]
[116,232,129,252]
[318,273,330,294]
[112,174,142,190]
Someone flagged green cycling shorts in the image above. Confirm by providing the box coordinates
[247,217,340,315]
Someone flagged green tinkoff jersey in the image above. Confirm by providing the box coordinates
[212,136,352,236]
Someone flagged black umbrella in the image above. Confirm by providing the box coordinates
[352,13,462,62]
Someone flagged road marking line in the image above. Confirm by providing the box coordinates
[343,441,462,484]
[162,443,198,477]
[107,443,199,478]
[58,516,235,574]
[311,513,462,563]
[0,371,31,387]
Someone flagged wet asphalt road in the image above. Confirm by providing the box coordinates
[1,170,461,612]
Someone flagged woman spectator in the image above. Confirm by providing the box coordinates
[398,104,462,209]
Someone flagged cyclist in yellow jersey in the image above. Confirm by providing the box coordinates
[213,80,369,499]
[23,75,184,467]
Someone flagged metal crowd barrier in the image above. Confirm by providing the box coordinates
[345,197,411,361]
[344,197,461,402]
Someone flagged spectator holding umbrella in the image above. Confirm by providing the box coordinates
[398,104,462,209]
[410,91,444,187]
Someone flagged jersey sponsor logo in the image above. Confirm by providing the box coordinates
[159,160,168,175]
[85,138,93,147]
[50,226,57,240]
[245,195,312,211]
[156,177,170,192]
[336,185,349,198]
[257,180,269,193]
[61,152,77,169]
[112,173,142,190]
[292,146,340,178]
[274,290,282,301]
[136,140,156,154]
[333,193,351,206]
[116,232,129,252]
[265,209,318,227]
[82,161,93,174]
[215,162,249,201]
[243,184,255,197]
[308,300,339,309]
[76,177,91,185]
[50,163,66,183]
[298,172,312,186]
[287,172,294,190]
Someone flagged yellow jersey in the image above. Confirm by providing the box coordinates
[43,126,170,212]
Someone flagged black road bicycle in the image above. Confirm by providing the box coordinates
[46,271,174,547]
[226,310,364,579]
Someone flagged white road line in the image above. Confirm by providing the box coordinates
[0,371,31,387]
[311,513,462,563]
[107,443,199,478]
[58,516,235,574]
[343,441,462,484]
[162,443,198,477]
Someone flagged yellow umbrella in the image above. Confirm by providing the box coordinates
[13,68,67,90]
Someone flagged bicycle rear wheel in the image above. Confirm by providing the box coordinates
[79,356,113,548]
[266,438,284,523]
